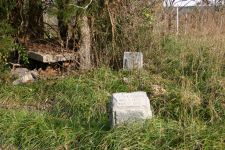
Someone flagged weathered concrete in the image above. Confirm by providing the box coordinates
[123,52,143,70]
[109,91,153,127]
[28,51,77,63]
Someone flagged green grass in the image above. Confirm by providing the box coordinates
[1,35,225,149]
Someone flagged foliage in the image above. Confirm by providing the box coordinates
[0,21,15,65]
[0,0,31,66]
[0,21,29,65]
[16,44,29,64]
[0,64,11,84]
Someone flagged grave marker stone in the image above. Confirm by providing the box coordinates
[109,91,153,127]
[123,52,143,70]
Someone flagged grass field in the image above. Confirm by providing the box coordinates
[1,34,225,149]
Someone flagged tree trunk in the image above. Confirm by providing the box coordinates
[27,0,44,40]
[58,17,68,46]
[57,0,69,47]
[79,15,91,70]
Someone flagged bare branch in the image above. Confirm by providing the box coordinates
[69,0,93,10]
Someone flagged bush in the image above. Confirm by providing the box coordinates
[0,21,15,65]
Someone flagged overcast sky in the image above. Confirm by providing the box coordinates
[163,0,223,7]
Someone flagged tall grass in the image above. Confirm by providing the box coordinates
[0,59,225,149]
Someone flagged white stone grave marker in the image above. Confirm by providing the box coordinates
[109,91,153,127]
[123,52,143,70]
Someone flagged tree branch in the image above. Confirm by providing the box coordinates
[69,0,93,10]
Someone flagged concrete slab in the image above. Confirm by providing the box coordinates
[28,51,77,63]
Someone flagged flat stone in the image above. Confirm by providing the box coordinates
[123,52,143,70]
[109,91,153,127]
[28,51,77,63]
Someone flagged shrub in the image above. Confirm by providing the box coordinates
[0,21,15,65]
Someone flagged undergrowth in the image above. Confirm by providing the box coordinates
[1,31,225,149]
[0,57,225,149]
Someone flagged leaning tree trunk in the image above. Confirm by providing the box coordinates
[79,15,91,70]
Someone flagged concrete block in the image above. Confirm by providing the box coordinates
[28,51,77,63]
[123,52,143,70]
[110,91,153,127]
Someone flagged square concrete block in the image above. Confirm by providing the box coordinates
[123,52,143,70]
[109,91,153,127]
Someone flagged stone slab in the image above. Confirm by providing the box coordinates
[109,91,153,127]
[28,51,77,63]
[123,52,143,70]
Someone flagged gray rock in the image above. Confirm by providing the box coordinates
[11,68,29,78]
[13,73,34,85]
[11,68,39,85]
[109,91,153,127]
[123,52,143,70]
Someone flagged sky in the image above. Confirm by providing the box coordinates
[163,0,224,7]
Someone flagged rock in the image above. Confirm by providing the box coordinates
[30,69,39,79]
[123,52,143,70]
[11,68,39,85]
[11,68,29,78]
[13,72,34,85]
[109,91,153,127]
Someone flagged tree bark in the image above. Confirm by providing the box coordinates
[57,0,69,47]
[28,0,44,40]
[79,15,91,70]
